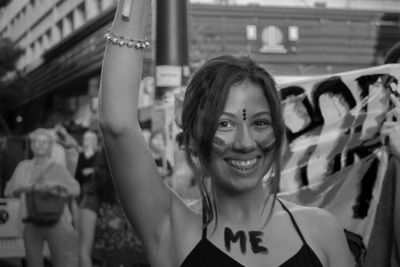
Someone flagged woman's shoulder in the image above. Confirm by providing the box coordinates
[13,159,35,171]
[17,159,34,166]
[278,198,335,220]
[276,198,351,265]
[277,198,343,238]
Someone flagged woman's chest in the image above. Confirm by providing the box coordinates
[204,223,306,267]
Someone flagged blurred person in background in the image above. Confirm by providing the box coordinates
[75,130,100,202]
[51,137,67,168]
[4,128,80,267]
[53,124,81,176]
[79,150,148,267]
[148,130,173,180]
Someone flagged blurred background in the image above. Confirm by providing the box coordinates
[1,0,400,198]
[1,0,400,265]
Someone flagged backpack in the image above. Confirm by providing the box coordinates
[22,162,68,226]
[23,190,67,226]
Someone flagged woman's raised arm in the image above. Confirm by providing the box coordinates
[99,0,179,250]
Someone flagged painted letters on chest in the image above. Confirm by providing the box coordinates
[224,227,268,254]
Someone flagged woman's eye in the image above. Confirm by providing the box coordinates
[218,120,233,129]
[254,120,271,128]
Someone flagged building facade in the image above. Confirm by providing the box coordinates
[0,0,115,70]
[194,0,400,11]
[1,0,400,134]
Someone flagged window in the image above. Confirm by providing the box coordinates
[63,12,73,36]
[74,2,86,29]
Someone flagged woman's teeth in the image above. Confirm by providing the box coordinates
[227,158,258,169]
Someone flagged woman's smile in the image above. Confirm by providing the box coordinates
[209,80,276,190]
[225,157,259,170]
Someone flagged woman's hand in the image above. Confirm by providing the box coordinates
[82,167,94,177]
[381,94,400,160]
[34,183,69,197]
[13,184,33,197]
[54,124,80,151]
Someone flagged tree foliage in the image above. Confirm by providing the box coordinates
[0,38,23,77]
[0,0,11,8]
[0,37,26,109]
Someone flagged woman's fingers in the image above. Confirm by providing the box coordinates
[390,82,400,98]
[386,95,400,121]
[382,120,399,129]
[117,0,133,20]
[121,0,133,19]
[381,126,400,137]
[389,93,400,108]
[387,128,400,159]
[380,120,400,143]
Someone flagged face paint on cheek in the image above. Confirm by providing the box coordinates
[257,131,276,153]
[212,136,228,154]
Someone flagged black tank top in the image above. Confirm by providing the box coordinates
[180,199,323,267]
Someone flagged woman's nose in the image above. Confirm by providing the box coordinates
[232,125,256,152]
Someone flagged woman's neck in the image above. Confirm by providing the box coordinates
[215,183,273,227]
[83,148,95,157]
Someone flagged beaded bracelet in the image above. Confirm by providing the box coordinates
[104,28,150,49]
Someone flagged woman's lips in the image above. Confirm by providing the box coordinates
[226,157,259,170]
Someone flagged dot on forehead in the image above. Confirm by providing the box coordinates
[224,81,270,115]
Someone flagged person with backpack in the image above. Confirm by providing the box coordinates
[4,128,80,267]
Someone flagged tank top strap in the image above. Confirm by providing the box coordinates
[202,224,208,239]
[201,202,208,240]
[277,198,307,244]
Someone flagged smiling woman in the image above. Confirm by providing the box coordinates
[98,1,355,267]
[210,83,276,172]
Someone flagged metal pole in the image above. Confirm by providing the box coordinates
[153,0,189,186]
[155,0,189,100]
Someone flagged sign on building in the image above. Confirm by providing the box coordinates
[247,25,299,54]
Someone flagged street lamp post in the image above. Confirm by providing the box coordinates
[155,0,189,100]
[152,0,189,185]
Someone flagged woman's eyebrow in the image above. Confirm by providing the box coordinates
[220,112,237,119]
[220,111,271,118]
[253,111,272,117]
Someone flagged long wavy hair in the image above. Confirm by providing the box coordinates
[176,55,285,228]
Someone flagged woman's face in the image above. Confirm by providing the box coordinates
[83,131,98,151]
[208,80,276,192]
[31,134,53,157]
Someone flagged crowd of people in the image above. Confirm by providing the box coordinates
[3,0,400,266]
[4,126,149,267]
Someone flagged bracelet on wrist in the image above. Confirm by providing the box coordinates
[104,28,150,49]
